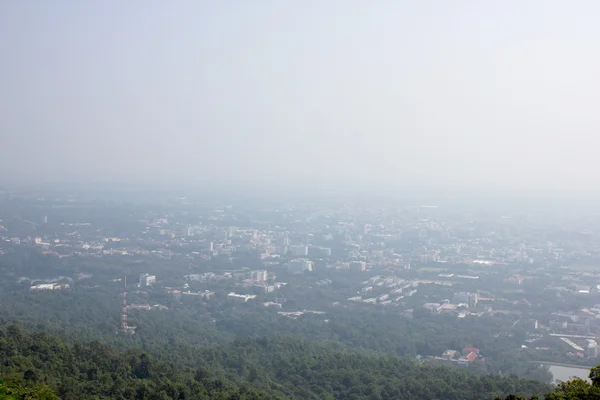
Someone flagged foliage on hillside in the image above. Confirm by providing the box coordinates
[499,366,600,400]
[0,325,552,400]
[0,326,276,400]
[0,282,555,382]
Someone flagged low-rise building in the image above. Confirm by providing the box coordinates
[139,273,156,287]
[227,292,257,303]
[30,283,70,291]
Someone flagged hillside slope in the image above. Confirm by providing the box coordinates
[0,325,552,400]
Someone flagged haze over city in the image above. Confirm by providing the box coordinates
[4,3,600,399]
[1,1,600,198]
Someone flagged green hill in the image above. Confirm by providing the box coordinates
[0,325,552,400]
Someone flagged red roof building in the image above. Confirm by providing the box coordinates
[462,346,480,355]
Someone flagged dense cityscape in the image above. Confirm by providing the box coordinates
[3,1,600,398]
[1,188,599,396]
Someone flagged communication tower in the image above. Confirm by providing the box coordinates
[119,276,135,335]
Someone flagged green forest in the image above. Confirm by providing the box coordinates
[0,325,555,400]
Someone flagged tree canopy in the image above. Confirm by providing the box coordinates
[0,326,552,400]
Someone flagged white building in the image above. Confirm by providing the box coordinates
[30,283,69,291]
[263,302,283,309]
[308,246,332,257]
[139,273,156,287]
[289,245,309,257]
[250,270,268,282]
[289,258,313,273]
[350,261,366,272]
[227,292,257,303]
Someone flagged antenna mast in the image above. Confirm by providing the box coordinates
[120,276,131,334]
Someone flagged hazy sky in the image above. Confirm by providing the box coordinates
[1,1,600,197]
